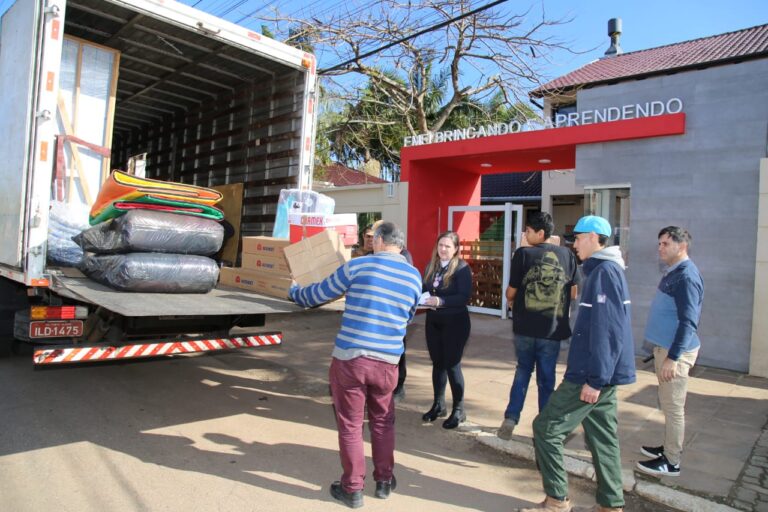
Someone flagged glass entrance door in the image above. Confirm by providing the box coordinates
[448,203,523,318]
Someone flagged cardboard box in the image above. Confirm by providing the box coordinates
[288,213,358,246]
[241,236,291,256]
[241,253,291,276]
[218,267,292,298]
[284,230,351,287]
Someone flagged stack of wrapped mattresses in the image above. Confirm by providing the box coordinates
[74,171,225,293]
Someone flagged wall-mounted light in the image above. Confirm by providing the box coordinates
[538,158,551,164]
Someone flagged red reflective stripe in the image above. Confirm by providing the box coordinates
[62,349,78,362]
[32,332,282,365]
[82,347,100,360]
[116,345,133,358]
[135,344,151,356]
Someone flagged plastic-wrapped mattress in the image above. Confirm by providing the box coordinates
[80,253,220,293]
[74,210,224,256]
[47,201,90,266]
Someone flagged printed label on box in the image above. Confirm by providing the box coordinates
[242,236,291,256]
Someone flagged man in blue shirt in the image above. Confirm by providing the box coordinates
[636,226,703,478]
[290,221,421,509]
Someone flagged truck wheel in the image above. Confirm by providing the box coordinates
[11,340,32,356]
[0,337,12,358]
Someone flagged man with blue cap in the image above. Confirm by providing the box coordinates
[520,216,636,512]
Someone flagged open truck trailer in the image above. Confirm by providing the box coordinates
[0,0,319,366]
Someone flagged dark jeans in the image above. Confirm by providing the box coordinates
[330,356,399,492]
[504,335,561,422]
[425,311,471,405]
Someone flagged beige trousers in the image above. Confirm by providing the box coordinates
[653,345,699,465]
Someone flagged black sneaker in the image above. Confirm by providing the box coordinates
[330,481,363,508]
[375,475,397,499]
[640,445,664,458]
[636,455,680,477]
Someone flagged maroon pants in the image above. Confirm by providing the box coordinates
[329,356,398,492]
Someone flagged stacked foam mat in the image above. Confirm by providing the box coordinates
[75,171,225,293]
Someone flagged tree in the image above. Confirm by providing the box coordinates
[265,0,573,175]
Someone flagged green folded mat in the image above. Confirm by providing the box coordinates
[90,196,225,225]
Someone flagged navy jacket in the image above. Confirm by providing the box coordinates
[423,260,472,317]
[564,247,636,389]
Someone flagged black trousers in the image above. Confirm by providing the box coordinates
[396,323,418,390]
[425,311,471,405]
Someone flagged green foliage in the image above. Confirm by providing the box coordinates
[286,26,314,53]
[317,75,538,180]
[260,25,275,39]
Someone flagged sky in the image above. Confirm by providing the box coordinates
[173,0,768,83]
[530,0,768,80]
[0,0,765,86]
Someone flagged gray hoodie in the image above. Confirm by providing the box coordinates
[590,245,626,269]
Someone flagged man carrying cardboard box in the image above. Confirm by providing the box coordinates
[289,222,421,509]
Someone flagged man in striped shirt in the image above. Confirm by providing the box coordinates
[290,221,421,509]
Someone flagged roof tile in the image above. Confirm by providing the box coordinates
[533,24,768,96]
[318,162,388,187]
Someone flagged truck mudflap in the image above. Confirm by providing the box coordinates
[32,332,282,366]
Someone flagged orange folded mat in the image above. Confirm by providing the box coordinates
[90,170,223,221]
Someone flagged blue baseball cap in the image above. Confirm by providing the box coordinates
[573,215,612,237]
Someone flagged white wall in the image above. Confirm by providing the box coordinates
[751,158,768,377]
[316,182,410,241]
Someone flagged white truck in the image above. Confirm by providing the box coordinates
[0,0,318,365]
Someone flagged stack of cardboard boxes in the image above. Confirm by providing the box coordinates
[284,229,351,286]
[219,236,293,298]
[218,230,352,299]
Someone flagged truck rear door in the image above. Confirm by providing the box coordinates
[0,0,65,283]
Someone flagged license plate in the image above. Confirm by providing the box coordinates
[29,320,84,338]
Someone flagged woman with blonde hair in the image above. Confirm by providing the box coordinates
[421,231,473,429]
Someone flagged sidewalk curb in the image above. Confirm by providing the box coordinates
[474,431,739,512]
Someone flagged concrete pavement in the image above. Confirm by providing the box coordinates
[262,309,768,512]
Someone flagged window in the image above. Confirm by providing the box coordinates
[584,186,631,264]
[552,103,577,126]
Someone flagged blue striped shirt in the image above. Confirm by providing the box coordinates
[289,251,422,364]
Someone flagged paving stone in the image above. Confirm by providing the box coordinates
[736,488,757,502]
[732,500,752,511]
[743,475,761,486]
[745,466,762,478]
[742,482,766,495]
[756,501,768,512]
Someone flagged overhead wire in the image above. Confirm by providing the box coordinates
[319,0,509,74]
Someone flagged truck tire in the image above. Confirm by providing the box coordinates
[0,333,13,358]
[0,279,28,358]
